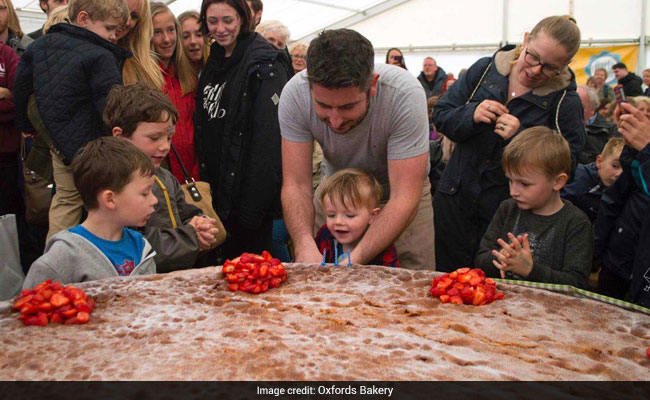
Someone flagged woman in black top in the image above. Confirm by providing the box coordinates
[194,0,289,258]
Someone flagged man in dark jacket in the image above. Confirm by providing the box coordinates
[27,0,69,40]
[613,62,643,97]
[13,1,131,241]
[417,57,446,98]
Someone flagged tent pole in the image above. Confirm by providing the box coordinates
[501,0,508,47]
[641,0,647,71]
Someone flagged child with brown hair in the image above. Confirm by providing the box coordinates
[24,137,158,287]
[315,168,399,267]
[105,84,219,272]
[474,126,593,288]
[13,0,131,242]
[562,137,625,222]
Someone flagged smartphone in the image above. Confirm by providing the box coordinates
[614,86,627,104]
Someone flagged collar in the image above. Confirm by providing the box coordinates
[494,46,573,96]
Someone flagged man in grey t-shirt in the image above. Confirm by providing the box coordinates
[279,29,435,270]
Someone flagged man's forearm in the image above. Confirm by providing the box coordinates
[282,184,318,255]
[351,193,420,264]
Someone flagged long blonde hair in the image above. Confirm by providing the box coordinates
[3,0,24,38]
[177,10,210,66]
[119,0,164,90]
[150,3,197,96]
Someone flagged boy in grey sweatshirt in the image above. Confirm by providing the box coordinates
[23,137,158,288]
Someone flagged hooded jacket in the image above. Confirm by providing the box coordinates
[194,32,289,230]
[618,72,643,97]
[6,30,33,57]
[560,162,605,223]
[23,230,156,289]
[417,66,447,98]
[433,45,585,207]
[13,23,131,164]
[140,167,202,273]
[593,146,650,281]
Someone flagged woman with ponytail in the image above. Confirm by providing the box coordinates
[432,16,586,270]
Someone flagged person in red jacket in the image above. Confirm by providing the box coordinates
[150,2,199,183]
[0,42,21,215]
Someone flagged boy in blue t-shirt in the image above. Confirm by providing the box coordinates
[23,137,158,288]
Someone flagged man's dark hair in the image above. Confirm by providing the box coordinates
[103,83,179,138]
[612,62,628,70]
[199,0,251,37]
[248,0,263,12]
[72,137,154,210]
[306,29,375,91]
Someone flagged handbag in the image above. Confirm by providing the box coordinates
[169,143,226,248]
[21,136,52,226]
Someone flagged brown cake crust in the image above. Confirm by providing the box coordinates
[1,264,649,380]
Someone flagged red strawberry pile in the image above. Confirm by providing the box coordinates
[223,251,287,294]
[429,267,504,306]
[12,280,96,326]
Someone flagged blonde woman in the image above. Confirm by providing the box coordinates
[0,0,33,55]
[150,2,199,183]
[178,10,210,75]
[117,0,163,89]
[42,4,69,34]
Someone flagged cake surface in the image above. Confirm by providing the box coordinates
[1,264,649,380]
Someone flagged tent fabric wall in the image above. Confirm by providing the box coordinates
[14,0,650,75]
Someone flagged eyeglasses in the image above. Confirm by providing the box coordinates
[523,49,562,77]
[291,54,306,60]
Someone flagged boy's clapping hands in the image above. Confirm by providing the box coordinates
[491,232,534,278]
[188,216,219,250]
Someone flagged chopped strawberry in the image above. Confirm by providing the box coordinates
[50,313,63,324]
[457,267,470,274]
[437,278,453,289]
[50,293,70,308]
[76,312,90,323]
[24,312,48,326]
[446,288,460,297]
[457,273,471,283]
[430,286,446,297]
[449,296,463,305]
[12,294,34,310]
[429,267,504,306]
[40,289,53,300]
[485,278,496,285]
[61,308,78,318]
[228,283,239,291]
[37,302,53,312]
[439,294,450,304]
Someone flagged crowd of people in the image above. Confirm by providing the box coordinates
[1,1,650,309]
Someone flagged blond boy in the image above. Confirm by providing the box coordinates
[474,127,593,288]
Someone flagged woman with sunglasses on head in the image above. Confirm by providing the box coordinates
[194,0,289,259]
[117,0,164,89]
[432,16,585,271]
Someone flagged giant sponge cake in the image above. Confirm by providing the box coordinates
[1,264,649,380]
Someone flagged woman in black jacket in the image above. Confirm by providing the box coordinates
[194,0,289,258]
[432,15,586,271]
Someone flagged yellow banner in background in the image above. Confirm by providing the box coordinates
[570,45,638,86]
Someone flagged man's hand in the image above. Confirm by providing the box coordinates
[491,233,533,278]
[618,102,650,151]
[293,237,323,263]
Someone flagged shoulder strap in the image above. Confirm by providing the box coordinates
[169,143,192,184]
[153,175,177,229]
[466,61,492,104]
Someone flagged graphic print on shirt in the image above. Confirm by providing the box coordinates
[115,260,136,276]
[644,266,650,292]
[203,82,227,120]
[0,62,5,79]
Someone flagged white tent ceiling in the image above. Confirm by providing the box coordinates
[13,0,650,75]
